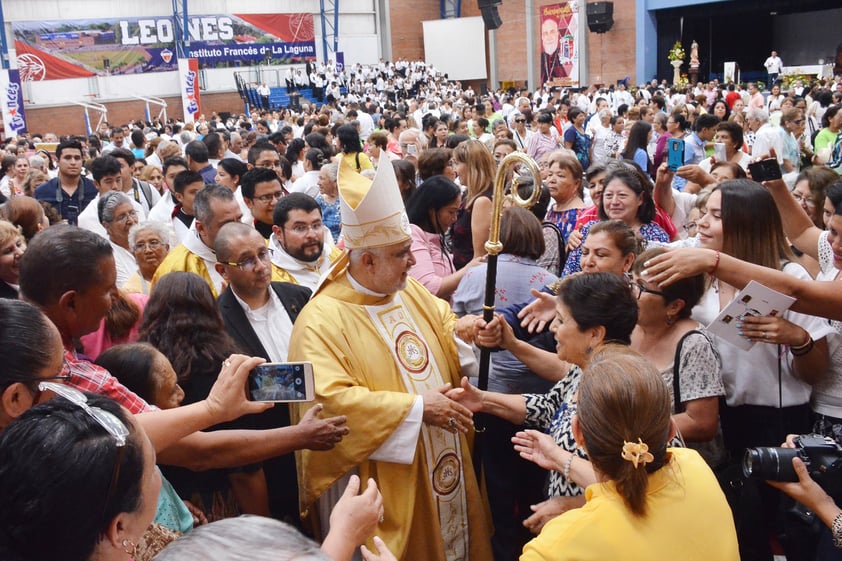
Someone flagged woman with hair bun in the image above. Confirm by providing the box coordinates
[519,346,738,561]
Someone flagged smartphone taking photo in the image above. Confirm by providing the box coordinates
[667,138,685,172]
[747,158,782,182]
[248,362,315,402]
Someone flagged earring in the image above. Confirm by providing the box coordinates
[666,315,675,327]
[121,539,136,555]
[585,346,593,355]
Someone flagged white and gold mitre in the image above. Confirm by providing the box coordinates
[338,156,411,249]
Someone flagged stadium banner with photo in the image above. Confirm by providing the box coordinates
[539,2,580,87]
[12,14,317,81]
[178,58,201,124]
[0,69,28,138]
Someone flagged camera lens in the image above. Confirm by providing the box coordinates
[743,447,799,482]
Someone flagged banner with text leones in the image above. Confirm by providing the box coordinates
[12,14,317,81]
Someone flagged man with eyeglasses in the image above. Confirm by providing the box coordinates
[77,155,144,240]
[248,141,289,187]
[270,193,342,290]
[241,168,284,239]
[153,183,243,297]
[11,226,349,493]
[214,221,314,522]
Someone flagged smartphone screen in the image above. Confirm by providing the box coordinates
[248,362,315,402]
[667,138,685,172]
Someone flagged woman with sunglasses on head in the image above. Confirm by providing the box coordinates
[0,298,292,561]
[630,247,725,466]
[0,330,379,561]
[0,388,164,561]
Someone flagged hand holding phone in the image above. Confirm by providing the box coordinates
[748,158,782,182]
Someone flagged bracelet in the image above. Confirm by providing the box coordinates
[791,337,815,357]
[791,334,813,351]
[709,250,721,276]
[833,512,842,549]
[563,454,575,481]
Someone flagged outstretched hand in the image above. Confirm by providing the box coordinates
[329,475,384,546]
[445,376,484,415]
[517,288,557,333]
[522,496,585,535]
[422,384,474,433]
[512,429,566,472]
[641,247,717,287]
[298,403,350,450]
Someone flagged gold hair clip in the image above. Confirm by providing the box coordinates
[621,438,654,469]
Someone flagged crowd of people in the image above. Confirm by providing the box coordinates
[3,57,842,561]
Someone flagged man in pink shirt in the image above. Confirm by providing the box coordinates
[748,82,765,111]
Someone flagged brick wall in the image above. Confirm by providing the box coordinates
[25,91,245,136]
[387,0,637,89]
[389,3,443,61]
[582,0,636,86]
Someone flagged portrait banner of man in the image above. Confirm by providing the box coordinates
[539,2,580,87]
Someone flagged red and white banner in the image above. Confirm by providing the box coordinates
[178,58,201,123]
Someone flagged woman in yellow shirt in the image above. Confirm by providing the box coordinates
[337,124,374,173]
[519,346,739,561]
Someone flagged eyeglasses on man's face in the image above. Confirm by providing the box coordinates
[225,248,273,272]
[285,221,324,236]
[253,191,284,204]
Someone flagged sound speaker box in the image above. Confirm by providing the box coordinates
[480,6,503,30]
[586,2,614,34]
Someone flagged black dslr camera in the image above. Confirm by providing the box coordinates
[743,434,842,498]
